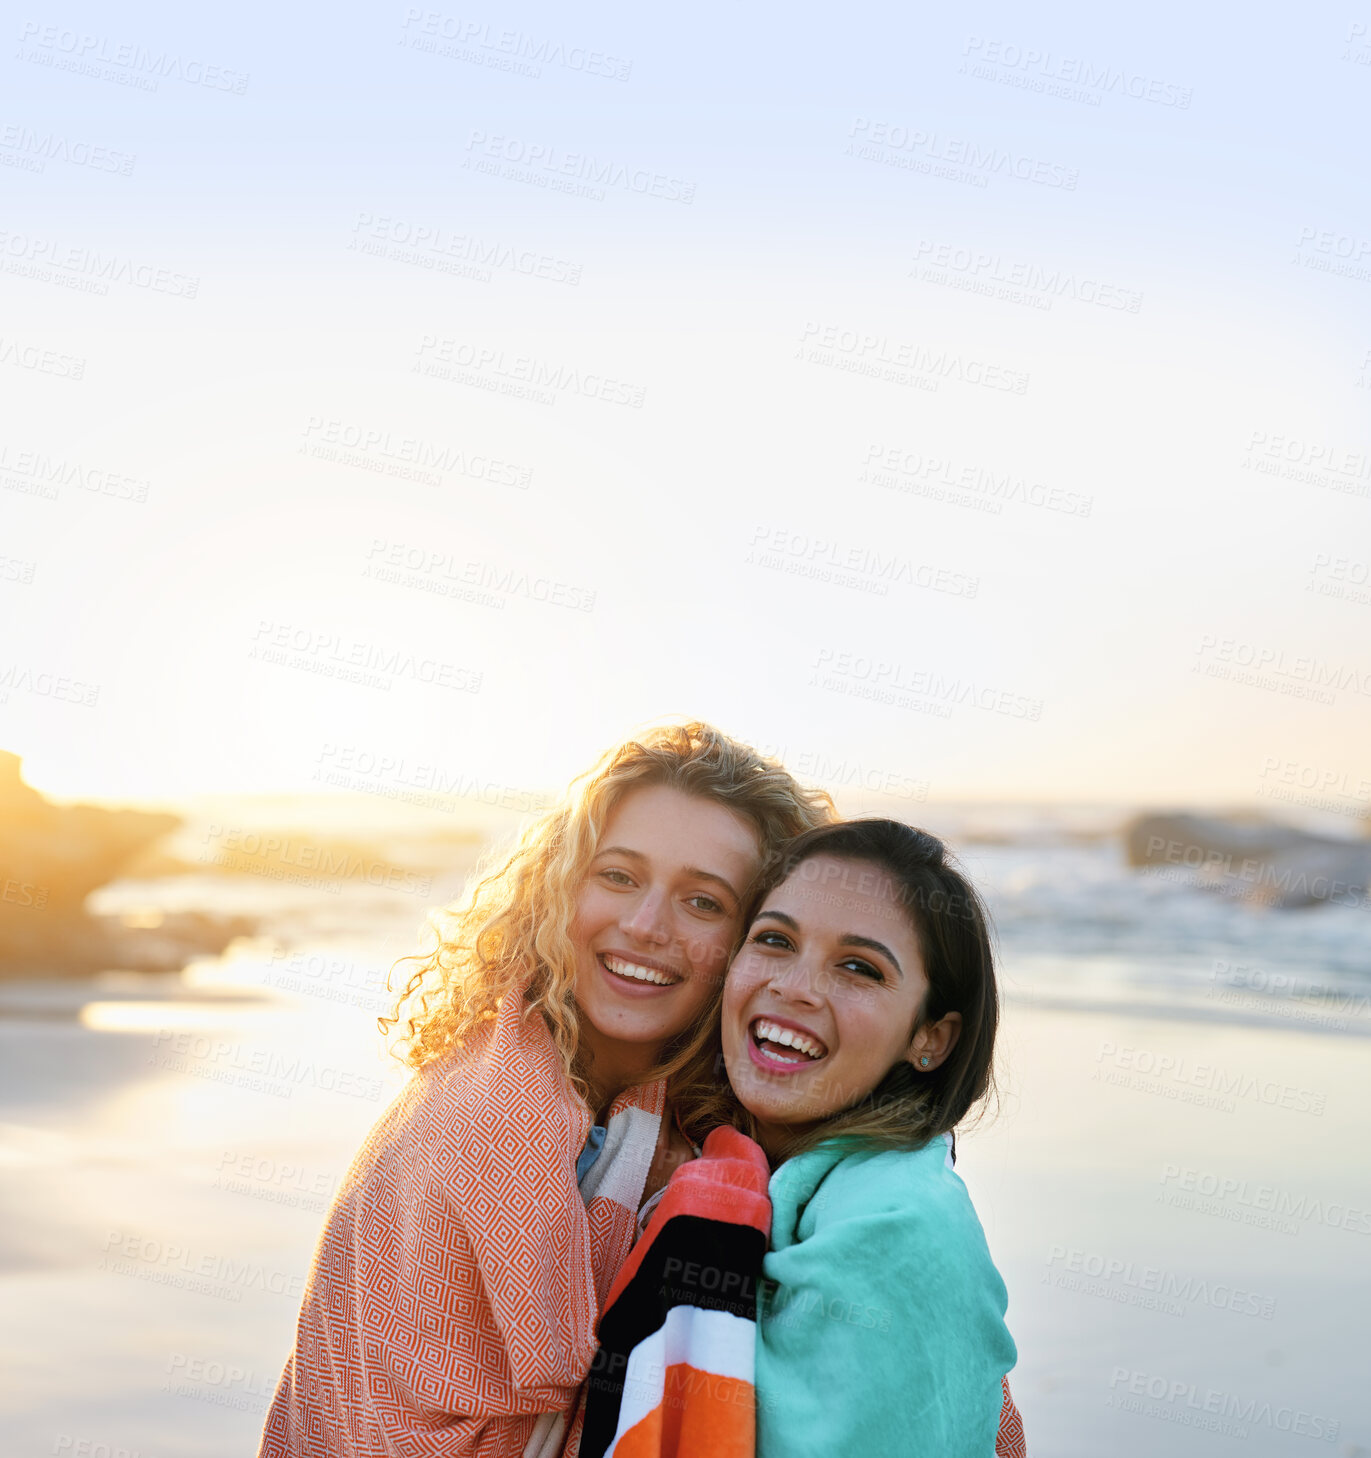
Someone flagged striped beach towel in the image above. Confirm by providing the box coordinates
[259,990,665,1458]
[581,1126,768,1458]
[579,1127,1026,1458]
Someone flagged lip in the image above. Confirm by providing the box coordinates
[596,950,686,998]
[745,1013,829,1076]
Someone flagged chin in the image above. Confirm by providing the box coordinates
[731,1077,788,1125]
[587,1013,666,1046]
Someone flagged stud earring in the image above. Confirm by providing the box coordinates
[919,1056,930,1068]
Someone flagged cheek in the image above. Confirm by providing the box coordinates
[568,886,608,949]
[721,957,763,1026]
[681,918,739,975]
[816,986,861,1041]
[720,975,743,1032]
[719,978,751,1067]
[834,991,911,1065]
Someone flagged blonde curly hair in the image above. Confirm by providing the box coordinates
[380,720,834,1108]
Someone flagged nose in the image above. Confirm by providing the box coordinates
[618,885,672,947]
[765,951,825,1008]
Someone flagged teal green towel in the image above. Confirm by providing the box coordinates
[756,1133,1016,1457]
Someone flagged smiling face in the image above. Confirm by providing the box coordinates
[721,854,960,1154]
[571,782,762,1096]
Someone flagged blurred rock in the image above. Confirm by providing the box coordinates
[1124,811,1371,909]
[0,751,253,975]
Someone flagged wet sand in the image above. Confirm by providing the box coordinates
[961,993,1369,1455]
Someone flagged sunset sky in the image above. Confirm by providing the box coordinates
[3,4,1368,807]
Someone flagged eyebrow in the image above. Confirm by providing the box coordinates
[595,846,742,901]
[753,909,903,976]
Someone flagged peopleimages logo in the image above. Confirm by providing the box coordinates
[147,1030,386,1102]
[811,649,1044,721]
[1158,1163,1371,1235]
[164,1352,277,1412]
[463,131,693,202]
[0,333,85,379]
[303,413,533,490]
[861,443,1093,518]
[910,239,1142,313]
[17,21,250,93]
[0,229,198,297]
[797,321,1030,394]
[1107,1368,1339,1442]
[0,122,136,175]
[348,212,583,287]
[100,1231,304,1303]
[846,116,1079,190]
[1094,1041,1327,1116]
[960,37,1193,108]
[1044,1245,1276,1319]
[746,526,980,599]
[751,741,929,803]
[414,334,647,409]
[400,9,632,81]
[313,742,554,814]
[0,444,150,501]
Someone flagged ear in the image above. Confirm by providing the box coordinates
[905,1011,962,1073]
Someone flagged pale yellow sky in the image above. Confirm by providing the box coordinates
[3,12,1368,810]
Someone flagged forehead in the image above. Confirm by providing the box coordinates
[765,855,919,939]
[597,782,761,876]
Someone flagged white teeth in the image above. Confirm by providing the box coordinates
[603,955,680,987]
[752,1018,825,1060]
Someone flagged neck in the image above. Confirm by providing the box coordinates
[752,1117,814,1166]
[580,1024,662,1122]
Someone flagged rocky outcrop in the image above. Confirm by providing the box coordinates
[0,751,253,974]
[1124,812,1371,909]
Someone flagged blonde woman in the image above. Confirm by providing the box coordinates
[257,722,832,1458]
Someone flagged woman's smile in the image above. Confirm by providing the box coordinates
[597,950,686,992]
[746,1014,829,1073]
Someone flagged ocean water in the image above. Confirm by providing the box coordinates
[965,839,1370,1008]
[114,795,1371,1003]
